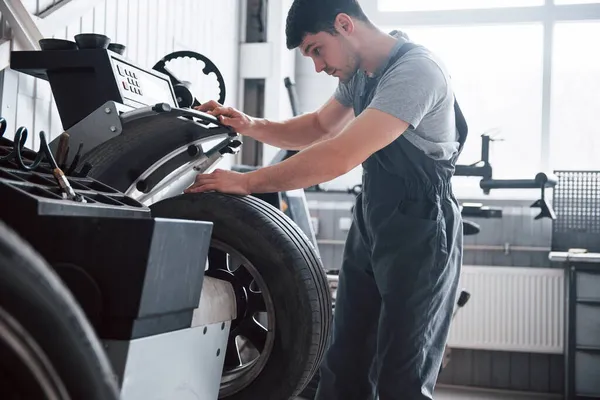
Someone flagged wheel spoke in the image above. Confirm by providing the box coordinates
[208,248,227,270]
[237,318,268,353]
[227,253,244,271]
[247,291,266,313]
[232,266,254,287]
[224,336,242,369]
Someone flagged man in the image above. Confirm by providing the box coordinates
[186,0,465,398]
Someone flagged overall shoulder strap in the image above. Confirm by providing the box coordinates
[392,42,419,62]
[391,42,469,150]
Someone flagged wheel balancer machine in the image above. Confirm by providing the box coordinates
[1,37,249,399]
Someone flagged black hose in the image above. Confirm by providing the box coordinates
[0,117,83,202]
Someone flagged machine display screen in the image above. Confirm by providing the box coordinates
[111,58,177,108]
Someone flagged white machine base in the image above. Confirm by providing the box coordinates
[104,321,230,400]
[102,277,237,400]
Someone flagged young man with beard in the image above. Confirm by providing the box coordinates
[186,1,466,398]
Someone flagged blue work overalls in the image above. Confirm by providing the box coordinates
[315,41,467,400]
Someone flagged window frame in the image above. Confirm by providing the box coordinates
[364,0,600,200]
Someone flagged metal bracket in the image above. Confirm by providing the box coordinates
[0,0,43,51]
[47,101,125,167]
[0,39,11,71]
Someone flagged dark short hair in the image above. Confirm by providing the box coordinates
[285,0,370,50]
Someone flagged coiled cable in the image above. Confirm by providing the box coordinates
[0,117,84,202]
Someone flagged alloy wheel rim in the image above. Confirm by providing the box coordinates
[207,239,276,396]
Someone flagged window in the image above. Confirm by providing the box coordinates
[550,21,600,171]
[329,1,600,199]
[398,24,544,183]
[322,24,545,198]
[378,0,543,12]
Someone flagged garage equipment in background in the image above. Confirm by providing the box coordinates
[454,132,558,220]
[5,33,333,400]
[548,170,600,400]
[305,128,558,221]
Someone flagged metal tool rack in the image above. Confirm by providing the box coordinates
[549,171,600,400]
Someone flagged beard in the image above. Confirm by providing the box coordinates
[337,39,360,84]
[338,65,358,83]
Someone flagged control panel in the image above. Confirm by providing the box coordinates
[111,58,177,108]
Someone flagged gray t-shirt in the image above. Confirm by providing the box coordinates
[334,32,459,161]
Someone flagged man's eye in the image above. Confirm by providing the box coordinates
[314,48,321,56]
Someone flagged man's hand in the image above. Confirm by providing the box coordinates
[184,169,251,195]
[195,100,256,135]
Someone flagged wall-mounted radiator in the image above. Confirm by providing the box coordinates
[447,265,565,354]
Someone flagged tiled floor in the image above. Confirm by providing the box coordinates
[296,385,561,400]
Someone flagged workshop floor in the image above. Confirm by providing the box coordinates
[432,386,560,399]
[295,385,560,400]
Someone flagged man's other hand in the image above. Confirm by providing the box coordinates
[195,100,256,135]
[184,169,251,196]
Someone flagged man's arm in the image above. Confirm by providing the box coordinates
[196,96,353,151]
[244,108,409,193]
[185,108,406,195]
[249,96,354,150]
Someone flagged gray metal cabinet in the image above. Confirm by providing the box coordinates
[552,253,600,400]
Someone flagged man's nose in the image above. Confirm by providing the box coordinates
[313,60,326,73]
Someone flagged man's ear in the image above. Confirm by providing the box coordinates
[335,13,354,36]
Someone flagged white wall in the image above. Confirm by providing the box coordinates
[295,48,337,116]
[241,0,297,166]
[2,0,240,168]
[294,50,364,191]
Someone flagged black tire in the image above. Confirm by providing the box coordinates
[150,193,332,400]
[299,370,320,399]
[77,116,231,193]
[0,220,120,400]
